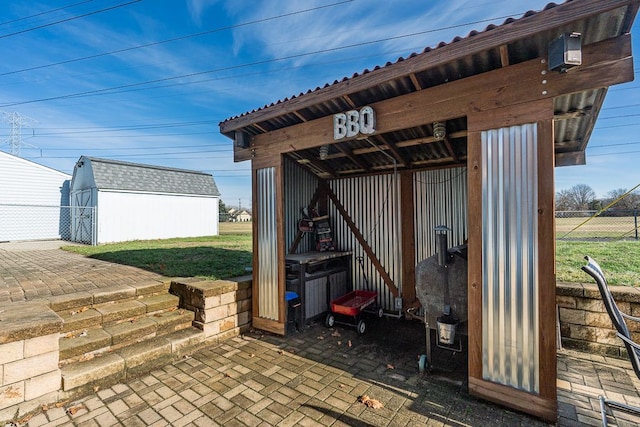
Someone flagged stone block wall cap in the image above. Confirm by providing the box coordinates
[609,286,640,303]
[0,303,63,344]
[556,282,586,297]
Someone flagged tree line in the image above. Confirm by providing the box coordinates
[556,184,640,211]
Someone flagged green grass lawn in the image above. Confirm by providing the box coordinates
[556,240,640,286]
[62,222,253,280]
[61,221,640,286]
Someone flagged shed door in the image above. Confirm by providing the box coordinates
[71,190,94,244]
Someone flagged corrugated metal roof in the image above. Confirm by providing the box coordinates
[82,156,220,196]
[220,0,640,177]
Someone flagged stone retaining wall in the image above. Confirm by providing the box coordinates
[557,282,640,358]
[0,303,63,421]
[169,275,252,341]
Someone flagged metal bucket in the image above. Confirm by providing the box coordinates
[436,319,457,345]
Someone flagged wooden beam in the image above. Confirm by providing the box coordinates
[221,0,635,134]
[252,317,285,336]
[469,378,557,422]
[276,162,286,326]
[242,36,630,162]
[251,167,260,328]
[556,150,586,166]
[325,186,399,297]
[466,130,482,381]
[400,171,416,306]
[537,119,557,405]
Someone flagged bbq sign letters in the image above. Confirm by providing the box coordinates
[333,106,376,140]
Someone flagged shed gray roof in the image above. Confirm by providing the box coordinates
[83,157,220,196]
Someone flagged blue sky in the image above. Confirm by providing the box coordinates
[0,0,639,207]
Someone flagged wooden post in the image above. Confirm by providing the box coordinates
[400,171,416,306]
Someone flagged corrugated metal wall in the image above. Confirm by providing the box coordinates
[257,167,279,321]
[281,159,469,313]
[481,124,539,393]
[414,168,468,264]
[284,156,319,254]
[329,174,401,311]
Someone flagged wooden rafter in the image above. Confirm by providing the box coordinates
[292,111,307,122]
[441,136,459,162]
[334,144,370,172]
[554,107,592,120]
[237,35,631,163]
[409,73,422,90]
[499,44,510,67]
[342,95,357,109]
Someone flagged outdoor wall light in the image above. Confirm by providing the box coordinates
[319,144,329,160]
[433,122,446,141]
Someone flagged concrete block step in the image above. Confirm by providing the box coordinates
[58,308,102,333]
[140,293,180,313]
[56,293,181,332]
[60,327,207,397]
[48,280,171,314]
[59,308,194,364]
[59,328,111,361]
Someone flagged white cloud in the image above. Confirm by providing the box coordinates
[186,0,220,26]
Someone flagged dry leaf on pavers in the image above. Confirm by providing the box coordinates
[18,413,33,424]
[249,353,255,358]
[337,341,342,345]
[66,404,87,416]
[93,386,100,392]
[317,336,324,340]
[358,395,384,409]
[331,330,341,337]
[348,340,352,347]
[78,354,95,362]
[386,364,395,370]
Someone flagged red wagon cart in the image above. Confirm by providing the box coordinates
[325,257,383,334]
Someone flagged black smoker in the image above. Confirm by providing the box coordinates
[433,226,459,348]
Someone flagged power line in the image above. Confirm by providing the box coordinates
[0,1,94,27]
[0,1,141,40]
[0,0,355,78]
[0,12,537,107]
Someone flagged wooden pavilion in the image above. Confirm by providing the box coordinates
[220,0,639,421]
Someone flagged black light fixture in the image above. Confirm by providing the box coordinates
[548,32,582,73]
[234,131,250,149]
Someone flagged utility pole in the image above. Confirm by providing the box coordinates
[2,111,38,156]
[238,198,242,211]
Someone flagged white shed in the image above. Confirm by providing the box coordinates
[70,156,220,244]
[0,150,71,242]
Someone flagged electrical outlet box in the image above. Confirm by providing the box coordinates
[394,297,403,310]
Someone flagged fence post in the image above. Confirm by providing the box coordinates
[635,210,638,241]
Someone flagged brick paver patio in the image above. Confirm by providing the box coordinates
[2,241,640,426]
